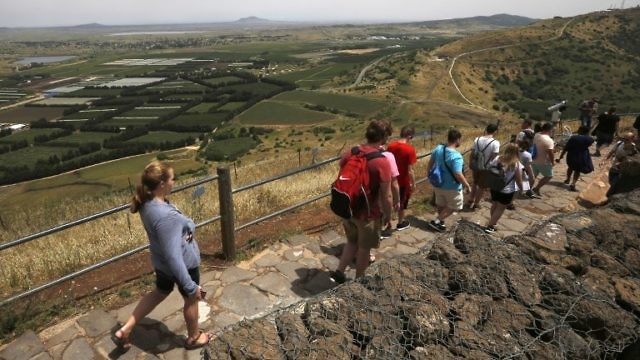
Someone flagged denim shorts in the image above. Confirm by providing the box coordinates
[155,267,199,297]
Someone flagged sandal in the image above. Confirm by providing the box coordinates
[185,330,213,350]
[111,328,131,350]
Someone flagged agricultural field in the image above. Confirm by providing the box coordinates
[218,101,246,111]
[46,131,116,145]
[0,106,68,123]
[236,101,335,125]
[164,112,228,129]
[0,145,76,168]
[204,76,244,86]
[33,97,99,106]
[273,90,385,115]
[226,82,282,96]
[100,116,159,128]
[0,128,65,145]
[65,88,123,97]
[204,136,259,161]
[186,102,219,113]
[0,88,28,105]
[146,80,207,92]
[125,131,202,144]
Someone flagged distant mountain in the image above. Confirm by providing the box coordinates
[414,13,537,29]
[69,23,107,29]
[234,16,272,24]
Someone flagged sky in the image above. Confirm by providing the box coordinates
[0,0,636,28]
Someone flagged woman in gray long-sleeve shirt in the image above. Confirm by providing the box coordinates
[111,161,212,350]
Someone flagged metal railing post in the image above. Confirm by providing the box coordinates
[217,166,236,260]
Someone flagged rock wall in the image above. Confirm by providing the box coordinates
[206,191,640,359]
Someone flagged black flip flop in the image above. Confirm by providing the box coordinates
[111,328,131,350]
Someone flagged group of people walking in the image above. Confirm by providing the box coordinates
[116,112,637,350]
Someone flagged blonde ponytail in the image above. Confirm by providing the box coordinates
[130,161,173,213]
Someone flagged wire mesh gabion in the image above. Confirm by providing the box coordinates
[206,190,640,360]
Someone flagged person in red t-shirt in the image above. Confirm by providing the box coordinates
[329,120,393,284]
[387,125,417,231]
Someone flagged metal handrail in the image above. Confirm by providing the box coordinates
[0,141,477,306]
[0,174,219,252]
[233,155,341,194]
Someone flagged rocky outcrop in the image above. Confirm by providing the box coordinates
[207,190,640,359]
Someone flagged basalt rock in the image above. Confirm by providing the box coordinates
[208,190,640,359]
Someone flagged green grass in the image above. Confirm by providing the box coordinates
[218,102,246,111]
[236,101,335,125]
[204,136,258,161]
[0,146,76,168]
[100,117,156,127]
[47,131,116,145]
[0,128,66,145]
[163,112,228,128]
[227,82,282,96]
[119,108,175,117]
[272,63,357,86]
[273,90,384,115]
[187,102,219,113]
[204,76,244,86]
[126,131,201,143]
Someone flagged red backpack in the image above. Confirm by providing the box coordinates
[330,146,384,219]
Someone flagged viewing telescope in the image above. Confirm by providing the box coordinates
[548,100,567,112]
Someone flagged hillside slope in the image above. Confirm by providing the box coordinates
[428,8,640,120]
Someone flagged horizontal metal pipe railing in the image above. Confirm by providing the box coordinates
[0,214,217,307]
[236,191,331,232]
[0,174,219,252]
[233,155,341,194]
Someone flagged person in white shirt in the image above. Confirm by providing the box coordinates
[465,123,500,210]
[530,122,555,197]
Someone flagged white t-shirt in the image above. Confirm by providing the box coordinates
[533,133,554,165]
[517,150,532,191]
[491,157,523,194]
[473,136,500,167]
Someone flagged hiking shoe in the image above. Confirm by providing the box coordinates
[484,225,496,234]
[329,270,346,284]
[428,220,446,232]
[396,220,410,231]
[380,227,393,239]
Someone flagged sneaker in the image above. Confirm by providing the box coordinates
[380,227,393,239]
[484,225,496,234]
[563,179,570,185]
[530,189,542,198]
[396,220,410,231]
[506,203,515,210]
[329,270,346,284]
[568,184,577,192]
[428,220,446,232]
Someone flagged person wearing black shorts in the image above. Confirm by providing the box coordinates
[484,144,524,234]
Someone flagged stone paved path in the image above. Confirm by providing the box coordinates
[0,149,612,360]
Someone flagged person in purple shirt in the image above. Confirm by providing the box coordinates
[111,161,212,351]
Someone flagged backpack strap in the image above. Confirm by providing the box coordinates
[441,144,459,184]
[352,146,384,160]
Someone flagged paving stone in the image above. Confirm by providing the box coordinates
[213,312,243,330]
[251,272,296,297]
[528,200,556,212]
[500,218,529,233]
[218,283,272,318]
[44,323,80,348]
[299,257,321,269]
[93,333,142,360]
[286,234,313,246]
[303,241,322,254]
[276,261,308,281]
[0,330,44,360]
[200,270,217,285]
[319,230,342,246]
[392,244,419,256]
[283,248,304,261]
[62,338,95,360]
[76,309,117,338]
[303,271,336,294]
[320,255,340,270]
[146,290,184,322]
[162,347,186,360]
[30,352,53,360]
[219,267,257,283]
[163,313,186,334]
[48,343,66,360]
[410,228,436,241]
[198,300,211,324]
[254,254,282,268]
